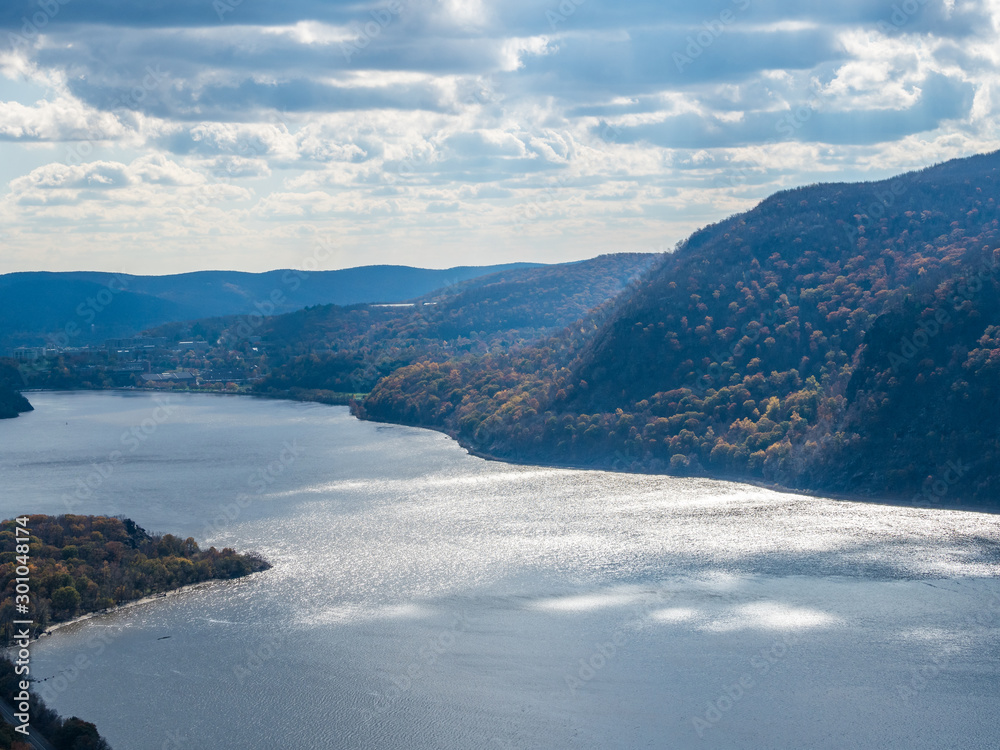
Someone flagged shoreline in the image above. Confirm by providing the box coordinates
[352,412,1000,516]
[5,578,243,658]
[21,388,999,515]
[10,573,261,654]
[19,385,359,406]
[35,580,217,643]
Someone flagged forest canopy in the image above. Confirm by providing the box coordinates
[0,515,270,645]
[361,151,1000,506]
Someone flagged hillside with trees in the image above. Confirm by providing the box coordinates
[0,657,112,749]
[6,255,655,400]
[249,253,657,401]
[0,253,657,403]
[363,150,1000,506]
[0,389,31,420]
[0,515,270,645]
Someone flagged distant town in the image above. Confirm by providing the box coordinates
[9,335,262,390]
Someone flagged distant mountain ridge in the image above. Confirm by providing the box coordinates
[2,254,655,412]
[0,263,539,349]
[246,253,658,398]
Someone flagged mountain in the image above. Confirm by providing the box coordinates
[0,263,539,350]
[363,150,1000,506]
[246,253,658,397]
[7,254,657,397]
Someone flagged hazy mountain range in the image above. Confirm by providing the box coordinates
[0,263,538,349]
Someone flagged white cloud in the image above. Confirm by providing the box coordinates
[499,35,554,71]
[0,96,126,142]
[0,0,998,272]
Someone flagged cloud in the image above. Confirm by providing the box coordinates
[515,27,847,98]
[799,71,977,145]
[6,154,249,210]
[0,0,362,30]
[206,155,271,178]
[605,71,977,148]
[0,96,126,141]
[0,0,999,273]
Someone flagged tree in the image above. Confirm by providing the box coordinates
[51,717,111,750]
[51,587,81,618]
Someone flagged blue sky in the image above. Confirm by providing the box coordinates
[0,0,998,274]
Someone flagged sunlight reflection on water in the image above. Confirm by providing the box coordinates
[3,392,1000,750]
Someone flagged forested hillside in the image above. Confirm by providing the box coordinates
[364,151,1000,506]
[0,515,270,644]
[0,656,111,750]
[250,253,657,399]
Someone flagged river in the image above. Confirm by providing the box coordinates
[2,391,999,749]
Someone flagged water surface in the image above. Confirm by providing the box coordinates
[2,392,999,749]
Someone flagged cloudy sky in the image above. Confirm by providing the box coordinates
[1,0,999,275]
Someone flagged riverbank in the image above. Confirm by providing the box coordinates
[20,384,364,407]
[1,581,214,652]
[34,579,233,644]
[350,405,1000,515]
[0,385,32,419]
[11,388,1000,750]
[0,514,271,647]
[14,388,995,514]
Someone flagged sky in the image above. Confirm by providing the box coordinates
[0,0,999,275]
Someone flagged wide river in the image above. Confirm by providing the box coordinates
[2,391,999,749]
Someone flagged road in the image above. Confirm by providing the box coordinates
[0,697,57,750]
